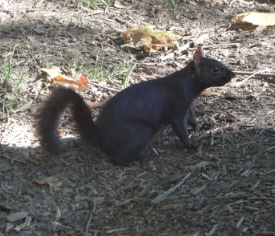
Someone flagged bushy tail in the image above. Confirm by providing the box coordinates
[36,86,99,154]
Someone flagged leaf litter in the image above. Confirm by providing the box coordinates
[0,0,275,235]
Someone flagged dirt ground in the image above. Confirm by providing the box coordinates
[0,0,275,235]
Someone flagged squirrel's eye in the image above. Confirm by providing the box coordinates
[212,67,220,73]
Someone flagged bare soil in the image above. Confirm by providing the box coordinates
[0,0,275,235]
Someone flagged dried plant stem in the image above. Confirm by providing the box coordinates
[234,71,275,77]
[235,69,270,87]
[152,172,191,204]
[85,202,97,236]
[89,81,120,93]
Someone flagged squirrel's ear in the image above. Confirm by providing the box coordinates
[193,46,204,65]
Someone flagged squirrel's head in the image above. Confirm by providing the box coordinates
[193,46,235,88]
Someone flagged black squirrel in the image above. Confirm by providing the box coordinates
[36,46,235,164]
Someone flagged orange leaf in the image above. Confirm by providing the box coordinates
[36,176,62,188]
[39,67,89,92]
[122,25,181,51]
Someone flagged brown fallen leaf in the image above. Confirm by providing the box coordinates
[229,12,275,31]
[114,0,127,8]
[122,25,182,51]
[36,176,62,188]
[51,75,89,92]
[39,68,89,92]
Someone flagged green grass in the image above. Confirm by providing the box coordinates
[106,0,115,6]
[267,0,274,7]
[81,0,116,8]
[84,53,136,87]
[81,0,99,8]
[44,49,136,88]
[0,44,31,116]
[171,0,188,8]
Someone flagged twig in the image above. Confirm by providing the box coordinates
[227,200,247,206]
[189,43,240,50]
[28,166,42,177]
[248,197,275,201]
[0,154,26,164]
[256,146,275,155]
[151,172,191,204]
[203,43,240,49]
[235,69,270,87]
[85,202,97,236]
[234,71,275,77]
[254,231,275,236]
[89,81,120,93]
[229,0,255,5]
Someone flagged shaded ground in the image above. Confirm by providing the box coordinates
[0,0,275,235]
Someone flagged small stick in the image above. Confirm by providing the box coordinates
[85,202,97,236]
[152,172,191,204]
[203,43,240,49]
[189,43,240,50]
[28,166,42,177]
[0,154,26,164]
[235,69,270,87]
[234,71,275,77]
[248,197,275,201]
[227,200,247,206]
[254,231,275,236]
[89,81,120,93]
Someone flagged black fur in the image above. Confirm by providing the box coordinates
[36,47,235,164]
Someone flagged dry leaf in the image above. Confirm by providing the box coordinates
[39,68,89,92]
[122,25,182,51]
[15,222,27,231]
[36,176,62,188]
[229,12,275,31]
[50,75,89,92]
[114,0,127,8]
